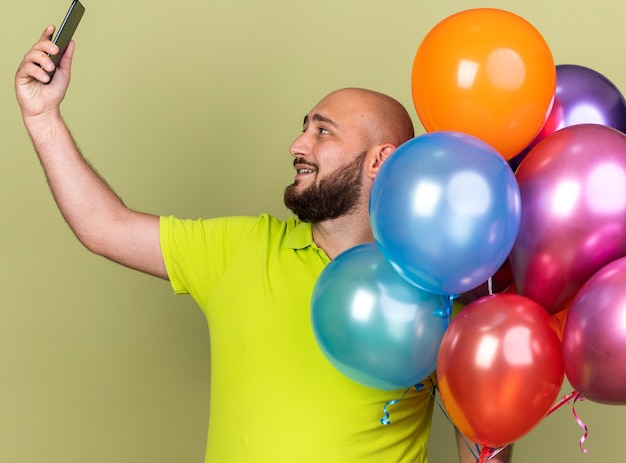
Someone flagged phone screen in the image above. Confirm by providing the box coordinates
[48,0,86,77]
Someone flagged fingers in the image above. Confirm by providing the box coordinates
[36,25,58,54]
[18,50,54,84]
[41,24,55,40]
[15,25,76,119]
[18,26,61,84]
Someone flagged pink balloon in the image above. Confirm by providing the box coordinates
[511,124,626,314]
[563,257,626,404]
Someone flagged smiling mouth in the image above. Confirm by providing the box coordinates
[293,159,318,175]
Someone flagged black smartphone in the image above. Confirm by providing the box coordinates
[47,0,86,78]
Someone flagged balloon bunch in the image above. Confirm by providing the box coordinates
[311,6,626,456]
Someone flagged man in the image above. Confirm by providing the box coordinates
[16,26,511,463]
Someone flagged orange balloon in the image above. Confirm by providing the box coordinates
[412,8,556,160]
[437,293,564,448]
[552,304,570,341]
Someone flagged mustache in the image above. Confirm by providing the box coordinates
[293,158,318,169]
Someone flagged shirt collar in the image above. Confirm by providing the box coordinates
[285,220,314,250]
[285,220,330,262]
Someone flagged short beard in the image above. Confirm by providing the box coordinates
[283,151,366,223]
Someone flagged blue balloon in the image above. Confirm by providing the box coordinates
[311,243,447,390]
[370,131,521,296]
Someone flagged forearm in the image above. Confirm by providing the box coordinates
[16,28,166,278]
[24,110,128,254]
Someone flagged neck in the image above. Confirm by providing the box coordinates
[311,210,374,259]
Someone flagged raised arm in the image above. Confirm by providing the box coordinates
[15,26,167,279]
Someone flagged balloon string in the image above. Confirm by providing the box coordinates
[487,276,493,295]
[477,446,508,462]
[572,394,588,454]
[546,390,579,416]
[479,447,493,462]
[380,383,424,425]
[434,294,457,331]
[487,446,507,460]
[545,390,588,453]
[426,385,480,461]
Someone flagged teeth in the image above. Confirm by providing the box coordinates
[299,169,313,174]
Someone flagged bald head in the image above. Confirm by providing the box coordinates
[286,88,414,225]
[317,88,415,147]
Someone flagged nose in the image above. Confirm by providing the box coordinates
[289,132,308,157]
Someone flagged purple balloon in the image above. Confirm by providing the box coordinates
[511,124,626,314]
[563,256,626,404]
[552,64,626,133]
[509,64,626,171]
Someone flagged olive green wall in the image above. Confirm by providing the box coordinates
[2,0,625,461]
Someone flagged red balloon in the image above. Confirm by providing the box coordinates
[563,257,626,404]
[437,293,564,448]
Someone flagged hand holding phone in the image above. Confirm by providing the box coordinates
[48,0,85,79]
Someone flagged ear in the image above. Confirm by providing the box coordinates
[367,144,396,179]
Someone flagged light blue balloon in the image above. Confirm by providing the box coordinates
[311,243,447,390]
[370,131,521,296]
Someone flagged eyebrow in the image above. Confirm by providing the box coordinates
[303,113,340,129]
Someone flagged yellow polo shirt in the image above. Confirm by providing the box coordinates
[160,214,435,462]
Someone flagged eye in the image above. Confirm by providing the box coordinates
[299,124,331,135]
